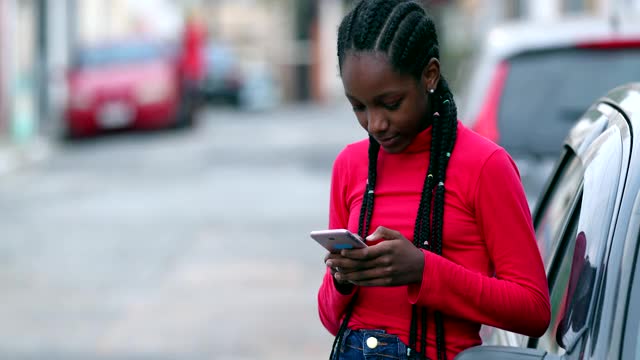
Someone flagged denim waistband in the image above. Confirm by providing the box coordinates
[334,328,425,360]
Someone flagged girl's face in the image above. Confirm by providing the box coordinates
[341,52,438,153]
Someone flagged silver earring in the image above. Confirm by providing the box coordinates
[429,89,435,94]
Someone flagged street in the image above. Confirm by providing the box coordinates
[0,104,364,360]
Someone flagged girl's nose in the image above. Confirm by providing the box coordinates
[367,110,389,134]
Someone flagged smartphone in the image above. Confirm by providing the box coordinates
[310,229,368,253]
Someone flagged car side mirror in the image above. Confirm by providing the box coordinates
[454,346,562,360]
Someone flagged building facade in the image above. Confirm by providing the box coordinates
[0,0,76,144]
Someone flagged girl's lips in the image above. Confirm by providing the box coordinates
[377,135,400,148]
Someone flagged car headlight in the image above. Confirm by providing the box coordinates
[136,81,173,105]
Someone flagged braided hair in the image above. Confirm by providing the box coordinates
[331,1,458,359]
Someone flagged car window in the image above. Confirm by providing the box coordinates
[532,123,624,356]
[75,42,169,68]
[205,44,236,75]
[536,194,581,355]
[556,125,623,354]
[498,47,640,157]
[534,150,584,269]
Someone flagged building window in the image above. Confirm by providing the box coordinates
[563,0,597,14]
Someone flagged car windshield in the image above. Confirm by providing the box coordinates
[74,42,169,68]
[499,47,640,157]
[206,44,235,74]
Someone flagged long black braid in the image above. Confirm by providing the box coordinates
[330,1,458,359]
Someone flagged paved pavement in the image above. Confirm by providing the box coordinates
[0,103,364,360]
[0,137,51,177]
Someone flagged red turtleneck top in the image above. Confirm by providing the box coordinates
[317,122,550,359]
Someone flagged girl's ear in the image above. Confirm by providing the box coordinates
[422,58,440,92]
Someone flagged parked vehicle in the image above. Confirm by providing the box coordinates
[458,16,640,206]
[199,42,281,111]
[200,42,244,106]
[64,39,192,138]
[455,82,640,359]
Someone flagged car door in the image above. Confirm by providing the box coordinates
[532,107,630,358]
[621,193,640,360]
[456,84,640,360]
[481,102,625,350]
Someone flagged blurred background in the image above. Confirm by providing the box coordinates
[1,0,640,359]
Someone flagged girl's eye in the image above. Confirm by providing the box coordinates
[384,101,401,110]
[352,104,365,112]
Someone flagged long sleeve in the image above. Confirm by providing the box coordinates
[317,148,358,335]
[408,149,551,337]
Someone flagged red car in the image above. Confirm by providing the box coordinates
[65,39,192,137]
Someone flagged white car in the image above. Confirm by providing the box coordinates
[458,15,640,208]
[457,82,640,359]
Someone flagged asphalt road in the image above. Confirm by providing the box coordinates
[0,103,364,360]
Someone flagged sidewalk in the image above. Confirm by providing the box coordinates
[0,136,52,177]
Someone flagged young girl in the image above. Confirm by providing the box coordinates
[317,1,551,359]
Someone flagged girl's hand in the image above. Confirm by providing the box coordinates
[326,226,425,287]
[325,252,356,294]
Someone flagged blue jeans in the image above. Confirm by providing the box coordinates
[332,329,420,360]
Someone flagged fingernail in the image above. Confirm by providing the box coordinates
[366,235,374,240]
[334,273,341,280]
[326,261,333,267]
